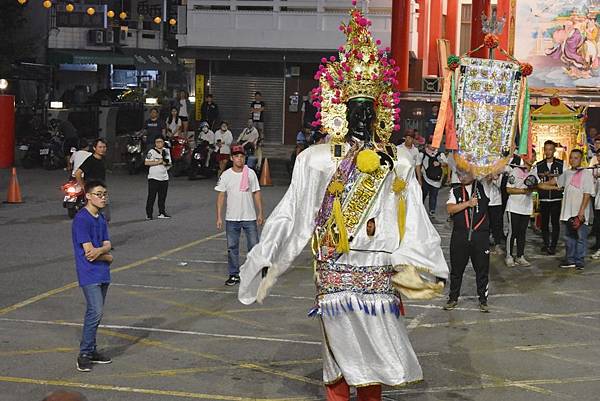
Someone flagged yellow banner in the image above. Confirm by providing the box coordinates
[195,74,204,121]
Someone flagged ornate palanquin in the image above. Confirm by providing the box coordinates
[531,97,587,167]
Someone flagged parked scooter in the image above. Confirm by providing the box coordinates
[61,178,85,219]
[189,139,217,179]
[18,134,45,169]
[41,119,67,170]
[125,131,145,174]
[168,134,190,177]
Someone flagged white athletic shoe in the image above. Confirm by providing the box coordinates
[505,255,515,267]
[515,256,531,267]
[592,249,600,260]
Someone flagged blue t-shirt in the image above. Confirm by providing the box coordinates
[72,208,111,286]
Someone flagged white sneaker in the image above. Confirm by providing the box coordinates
[515,256,531,267]
[505,256,515,267]
[592,250,600,260]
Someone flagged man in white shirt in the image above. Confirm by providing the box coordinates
[237,119,260,153]
[505,159,539,267]
[397,130,422,183]
[144,137,171,220]
[540,149,594,269]
[417,137,447,216]
[483,173,503,254]
[69,139,91,178]
[215,145,264,286]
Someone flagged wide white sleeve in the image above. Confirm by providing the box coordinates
[390,156,449,280]
[238,148,330,304]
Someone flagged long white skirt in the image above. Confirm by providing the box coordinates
[319,293,423,386]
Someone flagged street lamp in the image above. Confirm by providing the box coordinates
[0,79,8,93]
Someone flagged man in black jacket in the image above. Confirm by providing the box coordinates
[536,140,563,255]
[200,94,220,131]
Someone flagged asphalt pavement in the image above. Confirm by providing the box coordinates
[0,167,599,401]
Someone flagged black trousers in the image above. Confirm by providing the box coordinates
[146,179,168,217]
[488,205,504,246]
[507,212,529,257]
[449,230,490,303]
[595,209,600,249]
[540,201,561,248]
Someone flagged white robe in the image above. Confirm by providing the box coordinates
[238,143,448,386]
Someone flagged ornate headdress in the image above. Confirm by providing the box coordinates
[311,4,401,144]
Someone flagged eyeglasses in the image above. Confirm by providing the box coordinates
[90,192,108,198]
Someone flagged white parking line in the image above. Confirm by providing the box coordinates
[0,317,322,346]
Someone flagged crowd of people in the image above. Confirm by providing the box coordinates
[393,129,600,312]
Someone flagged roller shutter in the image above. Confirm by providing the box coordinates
[210,75,284,144]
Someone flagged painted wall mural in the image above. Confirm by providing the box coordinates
[515,0,600,88]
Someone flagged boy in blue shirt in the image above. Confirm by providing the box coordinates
[72,180,113,372]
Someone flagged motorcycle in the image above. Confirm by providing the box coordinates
[41,119,67,170]
[125,131,144,175]
[168,134,190,177]
[61,179,85,219]
[18,135,44,169]
[188,139,217,180]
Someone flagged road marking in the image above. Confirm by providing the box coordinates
[120,289,279,331]
[384,375,600,395]
[0,317,322,346]
[0,232,224,316]
[111,283,314,301]
[0,347,75,356]
[0,375,321,401]
[96,329,322,387]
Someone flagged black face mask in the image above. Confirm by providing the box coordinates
[346,99,375,142]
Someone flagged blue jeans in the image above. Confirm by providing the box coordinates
[422,181,440,214]
[80,283,109,355]
[226,220,259,276]
[564,222,589,267]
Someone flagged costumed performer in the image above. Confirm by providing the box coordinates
[237,6,449,401]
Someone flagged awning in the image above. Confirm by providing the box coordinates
[48,50,132,66]
[123,49,178,71]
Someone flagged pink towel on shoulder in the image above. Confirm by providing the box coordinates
[240,165,250,192]
[570,170,583,189]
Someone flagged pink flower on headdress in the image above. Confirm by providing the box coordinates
[353,38,359,45]
[385,47,391,52]
[338,46,344,52]
[356,74,362,80]
[339,25,345,31]
[313,101,321,108]
[372,73,379,80]
[376,39,382,46]
[315,112,321,118]
[390,59,396,66]
[358,18,368,27]
[352,0,357,5]
[394,124,400,130]
[330,56,336,62]
[321,57,327,63]
[356,53,364,60]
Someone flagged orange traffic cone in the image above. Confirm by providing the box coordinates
[6,167,23,204]
[259,158,273,187]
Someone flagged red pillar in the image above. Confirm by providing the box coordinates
[0,95,15,168]
[392,0,412,91]
[446,0,460,54]
[496,0,513,60]
[417,0,429,73]
[427,0,443,76]
[470,0,491,58]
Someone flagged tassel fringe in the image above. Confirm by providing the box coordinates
[307,294,404,319]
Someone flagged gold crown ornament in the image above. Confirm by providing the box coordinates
[311,3,401,144]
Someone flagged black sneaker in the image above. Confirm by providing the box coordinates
[90,350,112,364]
[146,215,153,220]
[77,355,93,372]
[548,247,556,255]
[560,261,576,269]
[541,245,548,254]
[479,302,490,313]
[576,265,585,271]
[442,300,458,310]
[225,275,240,286]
